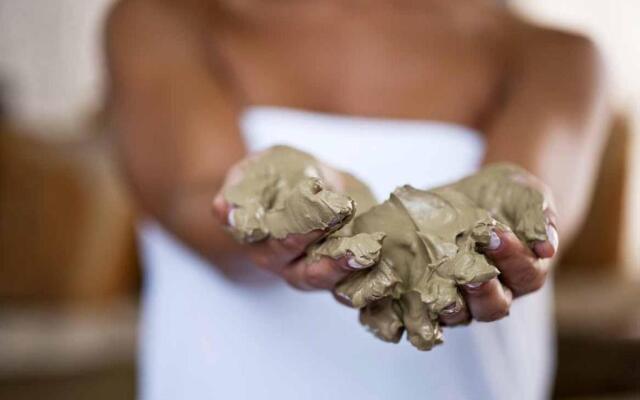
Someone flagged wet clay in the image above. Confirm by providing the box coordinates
[224,146,357,242]
[224,146,548,350]
[329,163,549,350]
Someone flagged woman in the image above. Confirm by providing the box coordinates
[106,0,607,398]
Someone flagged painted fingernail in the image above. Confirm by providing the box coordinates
[347,258,367,270]
[465,282,484,290]
[336,291,349,300]
[487,231,501,251]
[228,208,237,228]
[334,290,354,306]
[546,224,559,252]
[329,215,344,228]
[441,303,461,315]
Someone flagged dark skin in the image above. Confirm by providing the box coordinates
[106,0,608,325]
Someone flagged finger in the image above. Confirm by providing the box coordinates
[531,206,558,258]
[282,255,366,291]
[439,302,471,326]
[222,155,258,189]
[532,223,559,259]
[359,299,405,343]
[211,154,261,223]
[265,230,325,264]
[506,170,559,260]
[463,278,512,322]
[332,289,354,307]
[543,206,558,228]
[521,172,556,216]
[247,230,325,273]
[400,293,442,350]
[212,193,231,224]
[485,230,549,297]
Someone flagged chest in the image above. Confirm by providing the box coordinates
[211,6,508,126]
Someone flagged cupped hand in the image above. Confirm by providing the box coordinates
[439,175,559,326]
[212,152,369,290]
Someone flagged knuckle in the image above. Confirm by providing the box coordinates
[530,267,549,292]
[466,281,495,297]
[284,274,307,291]
[512,263,547,294]
[510,259,538,283]
[493,233,519,256]
[249,252,273,270]
[441,312,469,327]
[280,235,309,253]
[281,268,312,291]
[303,264,331,289]
[478,303,510,322]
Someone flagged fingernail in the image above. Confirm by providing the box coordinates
[334,290,353,306]
[329,215,344,228]
[347,258,367,270]
[335,291,349,300]
[329,209,351,228]
[465,282,484,290]
[228,208,237,228]
[546,224,559,252]
[487,231,501,251]
[441,302,460,315]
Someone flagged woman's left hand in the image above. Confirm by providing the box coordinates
[440,178,559,326]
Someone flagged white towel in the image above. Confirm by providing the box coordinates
[138,106,554,400]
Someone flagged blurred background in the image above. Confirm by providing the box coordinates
[0,1,638,399]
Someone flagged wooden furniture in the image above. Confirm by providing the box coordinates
[554,114,640,398]
[0,122,139,399]
[0,125,139,304]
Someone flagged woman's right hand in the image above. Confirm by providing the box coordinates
[212,155,371,291]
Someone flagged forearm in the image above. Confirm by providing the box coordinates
[483,116,608,243]
[106,0,250,271]
[162,184,249,273]
[481,34,609,243]
[111,110,245,269]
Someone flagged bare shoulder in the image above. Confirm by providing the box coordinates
[105,0,216,87]
[497,17,607,107]
[106,0,202,24]
[510,18,604,80]
[105,0,210,48]
[105,0,160,37]
[532,25,599,64]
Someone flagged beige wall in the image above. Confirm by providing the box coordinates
[512,0,640,109]
[0,0,114,132]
